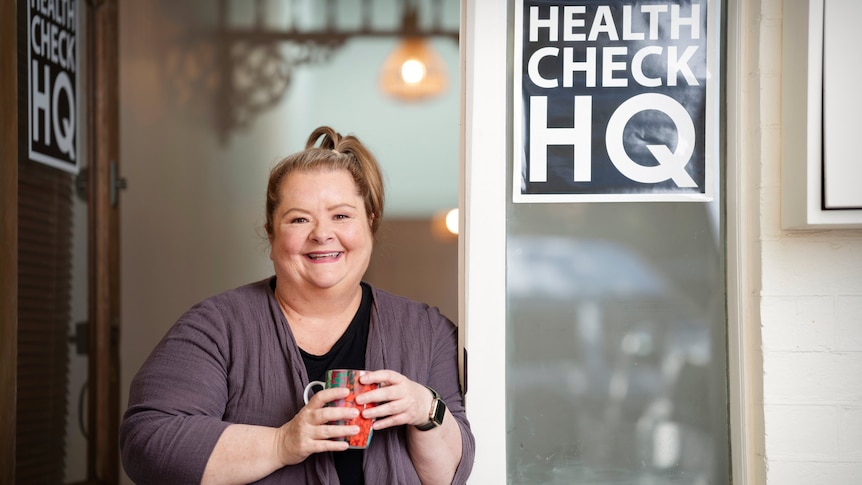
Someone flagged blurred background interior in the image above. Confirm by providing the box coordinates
[31,1,463,483]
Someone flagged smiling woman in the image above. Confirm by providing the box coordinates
[268,170,374,303]
[118,4,463,483]
[119,126,475,485]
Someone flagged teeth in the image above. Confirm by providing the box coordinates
[309,252,339,260]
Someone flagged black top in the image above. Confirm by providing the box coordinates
[301,283,372,485]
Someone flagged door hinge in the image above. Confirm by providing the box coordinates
[74,162,127,207]
[75,167,89,203]
[69,321,88,355]
[111,160,127,207]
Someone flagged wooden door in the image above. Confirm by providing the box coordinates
[1,0,121,483]
[86,0,121,482]
[1,1,19,482]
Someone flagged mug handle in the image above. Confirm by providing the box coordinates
[303,380,326,404]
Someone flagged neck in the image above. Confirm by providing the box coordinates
[275,281,363,326]
[275,282,364,354]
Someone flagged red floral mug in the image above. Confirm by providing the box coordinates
[303,369,378,449]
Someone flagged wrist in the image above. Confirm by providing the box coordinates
[415,386,446,431]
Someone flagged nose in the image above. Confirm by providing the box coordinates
[310,220,333,243]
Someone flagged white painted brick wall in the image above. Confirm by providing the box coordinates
[758,2,862,483]
[838,297,862,351]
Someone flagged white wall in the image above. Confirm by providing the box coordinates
[754,1,862,483]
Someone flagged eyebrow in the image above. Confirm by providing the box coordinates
[282,203,359,215]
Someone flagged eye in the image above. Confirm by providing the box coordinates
[334,214,349,221]
[290,217,309,224]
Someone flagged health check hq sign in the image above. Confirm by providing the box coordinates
[26,0,79,174]
[513,0,719,202]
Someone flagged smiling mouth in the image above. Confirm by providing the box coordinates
[307,251,342,261]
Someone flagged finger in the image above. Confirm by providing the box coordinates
[317,406,360,424]
[355,379,411,405]
[308,387,350,406]
[279,418,352,463]
[360,399,399,419]
[356,379,424,407]
[301,436,352,455]
[354,386,386,405]
[359,369,402,386]
[318,423,362,441]
[369,414,408,431]
[319,440,352,453]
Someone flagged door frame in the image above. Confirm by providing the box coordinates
[1,2,19,483]
[1,0,121,483]
[459,1,508,483]
[87,0,122,482]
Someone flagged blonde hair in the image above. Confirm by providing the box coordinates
[264,126,385,238]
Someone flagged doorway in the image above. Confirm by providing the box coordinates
[116,1,462,463]
[2,0,121,483]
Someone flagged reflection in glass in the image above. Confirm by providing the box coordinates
[64,170,89,482]
[65,2,89,478]
[506,202,729,484]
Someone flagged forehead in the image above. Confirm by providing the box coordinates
[279,169,361,202]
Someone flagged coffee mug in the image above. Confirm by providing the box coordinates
[303,369,377,449]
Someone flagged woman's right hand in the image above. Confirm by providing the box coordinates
[274,387,361,466]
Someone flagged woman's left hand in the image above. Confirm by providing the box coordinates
[354,370,434,431]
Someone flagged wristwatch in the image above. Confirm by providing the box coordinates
[416,386,446,431]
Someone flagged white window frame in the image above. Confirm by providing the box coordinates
[459,0,759,483]
[459,0,509,483]
[725,0,766,483]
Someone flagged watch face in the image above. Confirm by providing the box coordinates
[432,398,446,424]
[417,387,446,430]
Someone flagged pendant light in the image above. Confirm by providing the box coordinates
[379,1,448,101]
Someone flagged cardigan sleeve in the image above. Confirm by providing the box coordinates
[424,305,476,485]
[366,287,476,484]
[121,278,338,485]
[119,298,233,485]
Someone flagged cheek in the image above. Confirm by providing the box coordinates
[270,231,302,257]
[353,231,375,255]
[344,224,371,245]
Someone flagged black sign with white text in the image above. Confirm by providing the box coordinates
[513,0,716,202]
[26,0,79,173]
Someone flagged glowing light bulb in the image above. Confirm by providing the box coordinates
[400,59,426,84]
[380,37,447,101]
[445,208,459,235]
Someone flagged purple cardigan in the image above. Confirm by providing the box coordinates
[120,277,475,484]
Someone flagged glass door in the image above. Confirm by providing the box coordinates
[14,0,89,480]
[461,1,730,483]
[505,201,730,484]
[9,0,121,482]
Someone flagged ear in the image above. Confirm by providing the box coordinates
[265,225,275,258]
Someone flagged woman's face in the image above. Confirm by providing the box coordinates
[269,169,373,295]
